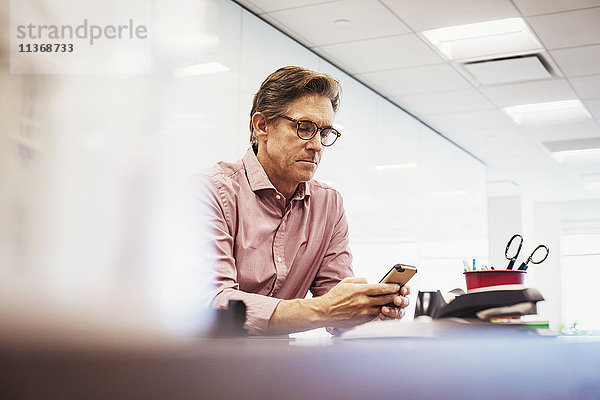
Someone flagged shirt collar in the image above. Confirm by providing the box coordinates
[293,181,310,200]
[242,148,312,199]
[243,148,275,192]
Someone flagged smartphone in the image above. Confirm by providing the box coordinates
[379,264,417,286]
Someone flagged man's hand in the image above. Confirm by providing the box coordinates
[268,277,411,335]
[315,277,408,329]
[374,283,411,321]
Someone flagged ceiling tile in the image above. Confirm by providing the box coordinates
[513,0,600,16]
[442,129,531,153]
[394,89,495,116]
[421,110,515,133]
[315,34,443,74]
[569,75,600,99]
[234,0,266,14]
[585,99,600,118]
[358,64,472,97]
[446,133,539,160]
[487,154,557,172]
[381,0,520,31]
[479,79,578,107]
[258,12,316,46]
[520,120,600,141]
[267,0,410,46]
[526,8,600,49]
[551,45,600,77]
[243,0,335,13]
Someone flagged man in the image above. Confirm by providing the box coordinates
[198,66,410,335]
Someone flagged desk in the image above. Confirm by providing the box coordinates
[3,328,600,399]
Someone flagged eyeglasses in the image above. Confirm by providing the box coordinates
[279,115,341,147]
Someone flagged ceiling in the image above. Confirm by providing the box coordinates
[233,0,600,203]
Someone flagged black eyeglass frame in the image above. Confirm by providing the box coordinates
[279,115,341,147]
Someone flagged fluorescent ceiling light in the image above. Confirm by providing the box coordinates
[503,100,591,126]
[421,18,542,61]
[552,148,600,164]
[372,163,418,171]
[173,61,229,77]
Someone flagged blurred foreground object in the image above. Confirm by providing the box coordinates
[0,0,219,345]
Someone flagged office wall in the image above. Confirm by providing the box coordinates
[486,194,600,331]
[488,196,523,269]
[532,200,600,331]
[0,0,488,334]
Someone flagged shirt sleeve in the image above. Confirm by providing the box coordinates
[310,192,354,297]
[192,173,281,335]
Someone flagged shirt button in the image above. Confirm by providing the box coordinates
[275,195,281,200]
[277,256,282,263]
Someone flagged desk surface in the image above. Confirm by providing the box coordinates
[3,326,600,400]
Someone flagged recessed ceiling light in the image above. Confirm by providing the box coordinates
[173,61,229,77]
[420,18,542,62]
[503,100,591,126]
[334,19,351,27]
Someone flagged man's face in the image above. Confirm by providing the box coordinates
[256,94,334,197]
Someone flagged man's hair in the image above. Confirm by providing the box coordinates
[249,66,341,153]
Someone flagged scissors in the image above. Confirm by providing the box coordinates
[504,234,549,270]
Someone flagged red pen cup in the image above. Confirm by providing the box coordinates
[464,270,526,291]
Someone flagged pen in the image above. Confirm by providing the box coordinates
[472,258,476,271]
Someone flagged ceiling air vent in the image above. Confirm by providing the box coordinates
[542,138,600,164]
[542,138,600,153]
[460,53,557,86]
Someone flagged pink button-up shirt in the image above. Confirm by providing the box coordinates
[196,149,354,334]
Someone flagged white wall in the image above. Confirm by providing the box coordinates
[487,194,600,330]
[531,200,600,331]
[488,196,523,269]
